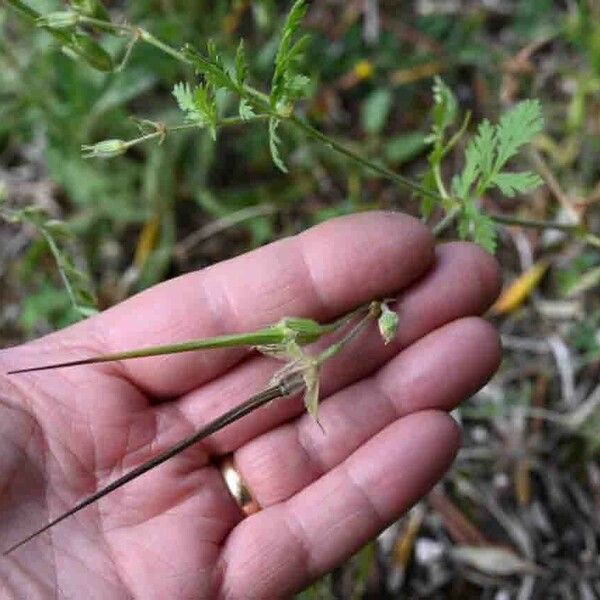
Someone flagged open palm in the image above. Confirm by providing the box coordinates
[0,213,501,599]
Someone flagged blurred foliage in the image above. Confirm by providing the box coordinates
[4,0,593,336]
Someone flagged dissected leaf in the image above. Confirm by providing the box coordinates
[234,39,248,86]
[472,120,495,187]
[494,99,544,170]
[451,142,480,199]
[269,117,287,172]
[182,43,239,93]
[271,0,310,107]
[458,201,497,253]
[172,82,196,117]
[490,171,543,196]
[172,81,218,138]
[239,98,255,120]
[432,76,458,135]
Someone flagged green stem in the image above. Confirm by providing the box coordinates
[432,207,460,237]
[74,15,440,202]
[317,302,380,364]
[38,9,600,245]
[119,114,270,149]
[286,115,439,200]
[489,213,581,231]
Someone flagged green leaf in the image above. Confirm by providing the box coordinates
[172,82,217,137]
[271,1,310,107]
[458,201,497,253]
[285,73,311,99]
[269,117,287,172]
[239,98,255,120]
[454,99,544,201]
[193,85,218,139]
[494,99,544,170]
[432,76,458,134]
[274,0,307,73]
[452,141,480,198]
[182,43,239,94]
[361,88,392,135]
[491,171,543,197]
[472,119,495,183]
[172,82,197,117]
[235,39,248,86]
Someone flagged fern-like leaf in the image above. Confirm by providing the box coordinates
[491,171,543,197]
[269,117,287,172]
[182,43,239,93]
[235,39,248,86]
[494,99,544,170]
[239,98,255,121]
[271,0,309,108]
[172,82,197,118]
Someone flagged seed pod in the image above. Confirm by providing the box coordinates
[81,139,127,158]
[378,302,399,345]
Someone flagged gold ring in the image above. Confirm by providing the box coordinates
[219,456,260,516]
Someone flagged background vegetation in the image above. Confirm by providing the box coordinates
[1,0,599,597]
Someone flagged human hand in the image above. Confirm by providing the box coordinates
[0,212,501,599]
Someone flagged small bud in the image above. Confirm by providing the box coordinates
[37,11,79,29]
[81,139,127,159]
[378,302,399,345]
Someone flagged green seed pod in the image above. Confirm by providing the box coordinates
[81,139,127,158]
[378,302,399,345]
[36,11,79,29]
[66,33,114,71]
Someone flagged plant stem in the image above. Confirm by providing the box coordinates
[488,213,581,231]
[432,207,460,237]
[317,301,381,364]
[75,15,440,202]
[286,115,440,200]
[56,11,600,244]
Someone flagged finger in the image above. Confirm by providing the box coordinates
[58,212,433,397]
[219,411,460,600]
[170,241,500,453]
[234,317,500,506]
